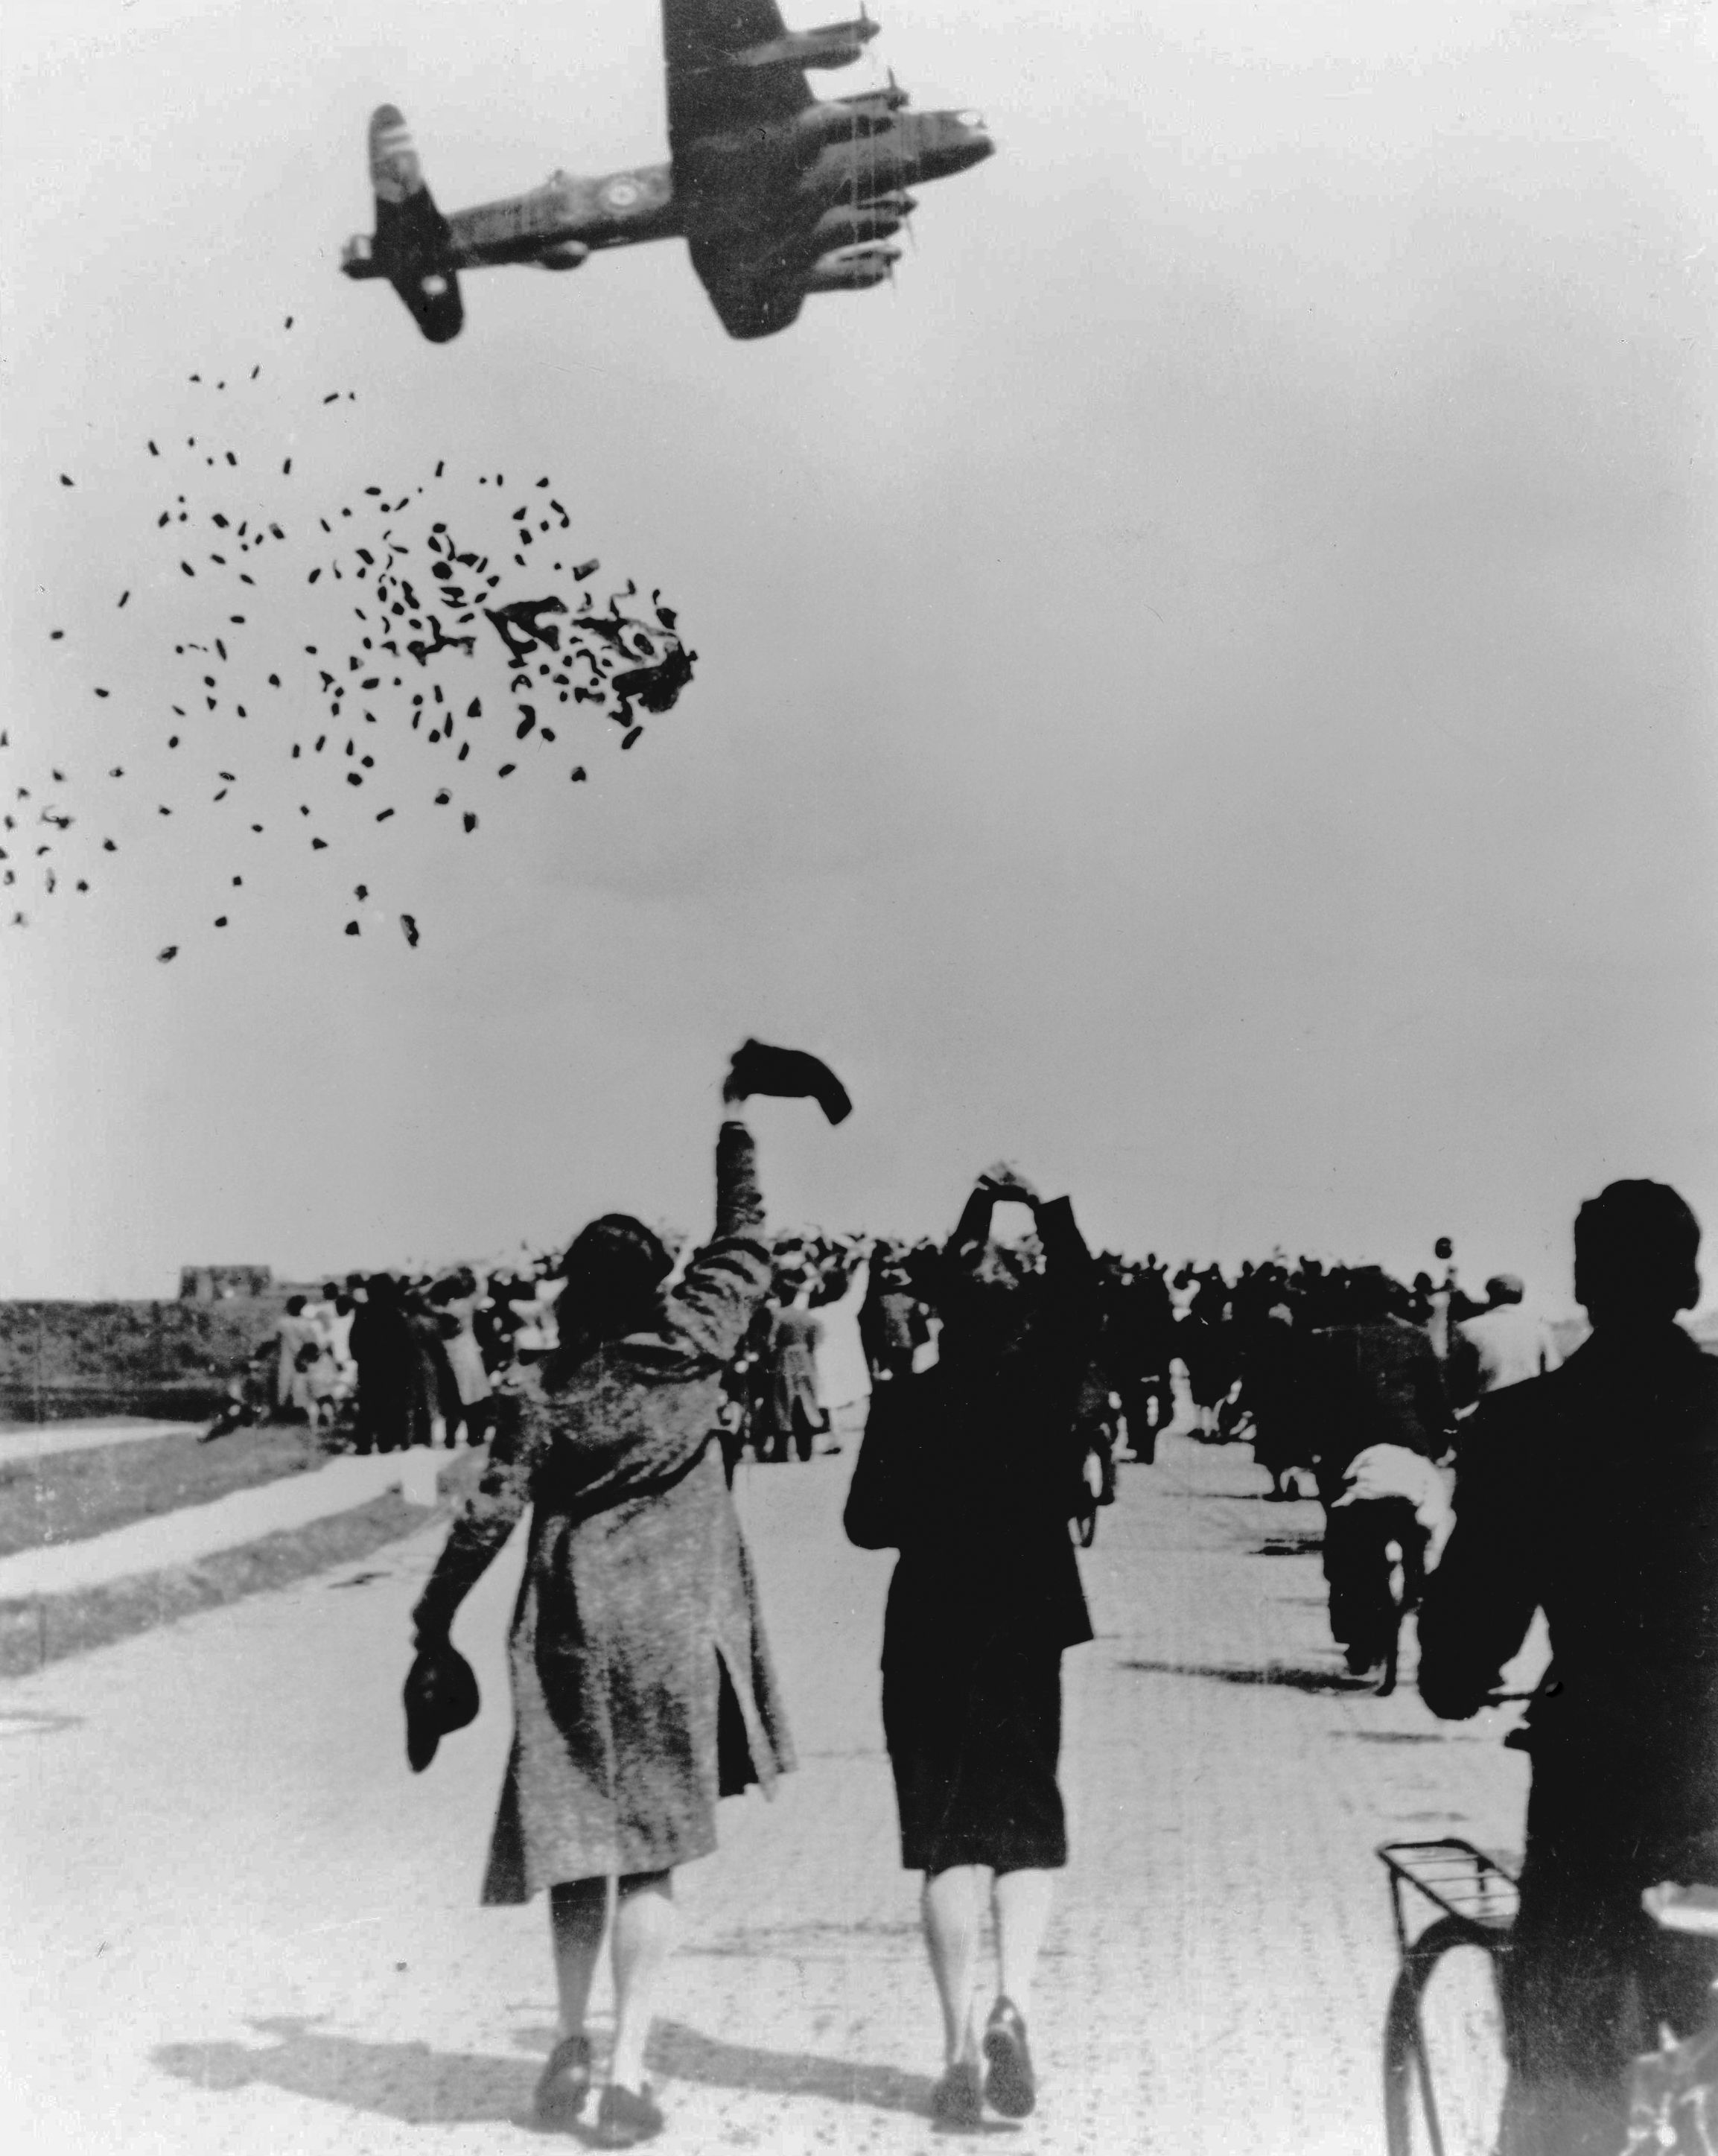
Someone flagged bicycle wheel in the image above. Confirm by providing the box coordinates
[1384,1914,1511,2156]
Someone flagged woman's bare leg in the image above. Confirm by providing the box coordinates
[993,1867,1054,2020]
[547,1876,609,2040]
[923,1865,987,2067]
[608,1869,676,2093]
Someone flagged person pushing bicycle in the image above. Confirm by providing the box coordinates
[1417,1180,1718,2156]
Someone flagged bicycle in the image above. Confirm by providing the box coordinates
[1330,1496,1431,1697]
[1621,1882,1718,2155]
[1378,1848,1718,2156]
[1378,1836,1518,2156]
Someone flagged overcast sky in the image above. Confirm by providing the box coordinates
[2,0,1714,1305]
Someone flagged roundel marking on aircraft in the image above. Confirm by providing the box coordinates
[602,177,641,210]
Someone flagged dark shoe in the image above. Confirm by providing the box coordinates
[983,1996,1037,2119]
[532,2033,591,2130]
[594,2082,664,2148]
[930,2058,983,2129]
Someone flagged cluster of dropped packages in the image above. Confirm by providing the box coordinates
[10,335,697,956]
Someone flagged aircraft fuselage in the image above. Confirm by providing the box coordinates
[341,107,990,279]
[449,165,679,266]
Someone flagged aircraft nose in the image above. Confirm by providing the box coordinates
[955,112,995,164]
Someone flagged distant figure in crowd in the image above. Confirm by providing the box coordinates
[860,1244,933,1385]
[1309,1268,1451,1507]
[1244,1297,1315,1500]
[812,1247,872,1453]
[409,1055,818,2149]
[430,1268,494,1447]
[1105,1257,1176,1464]
[1447,1273,1562,1415]
[754,1276,825,1463]
[273,1295,325,1422]
[401,1286,458,1444]
[1419,1180,1718,2156]
[349,1276,434,1452]
[314,1281,357,1423]
[1425,1236,1463,1360]
[201,1338,278,1441]
[1179,1265,1234,1439]
[844,1163,1098,2129]
[1311,1268,1453,1682]
[1323,1434,1452,1693]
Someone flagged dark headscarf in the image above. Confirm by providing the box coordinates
[547,1213,673,1381]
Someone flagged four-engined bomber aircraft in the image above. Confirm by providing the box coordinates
[340,1,993,342]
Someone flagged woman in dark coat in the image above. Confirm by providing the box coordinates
[410,1101,794,2148]
[844,1163,1098,2129]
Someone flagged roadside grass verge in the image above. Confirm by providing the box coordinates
[0,1450,485,1679]
[0,1422,332,1559]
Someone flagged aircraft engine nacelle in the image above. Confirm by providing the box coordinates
[811,196,912,249]
[733,18,882,72]
[836,83,910,115]
[803,242,900,293]
[536,241,590,270]
[793,100,894,158]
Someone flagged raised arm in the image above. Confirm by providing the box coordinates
[1036,1193,1094,1288]
[661,1116,771,1364]
[826,1248,871,1321]
[945,1185,999,1262]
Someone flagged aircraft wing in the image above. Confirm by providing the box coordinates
[665,1,826,337]
[664,0,815,159]
[687,232,807,340]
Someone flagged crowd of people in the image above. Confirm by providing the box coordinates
[219,1196,1575,1723]
[210,1049,1712,2154]
[205,1263,562,1449]
[217,1174,1566,1529]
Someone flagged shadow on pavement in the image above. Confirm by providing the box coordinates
[154,2012,939,2127]
[0,1705,84,1735]
[153,2018,535,2125]
[1121,1656,1380,1695]
[648,2019,937,2116]
[1337,1729,1448,1744]
[1249,1533,1326,1556]
[681,1916,919,1960]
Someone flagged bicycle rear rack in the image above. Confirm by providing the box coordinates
[1378,1838,1519,1957]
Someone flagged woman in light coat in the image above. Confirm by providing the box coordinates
[411,1083,795,2148]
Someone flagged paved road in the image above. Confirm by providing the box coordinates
[0,1434,1543,2155]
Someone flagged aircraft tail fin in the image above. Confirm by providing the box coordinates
[346,105,464,342]
[369,104,424,206]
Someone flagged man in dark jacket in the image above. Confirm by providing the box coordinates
[844,1163,1098,2129]
[1417,1180,1718,2156]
